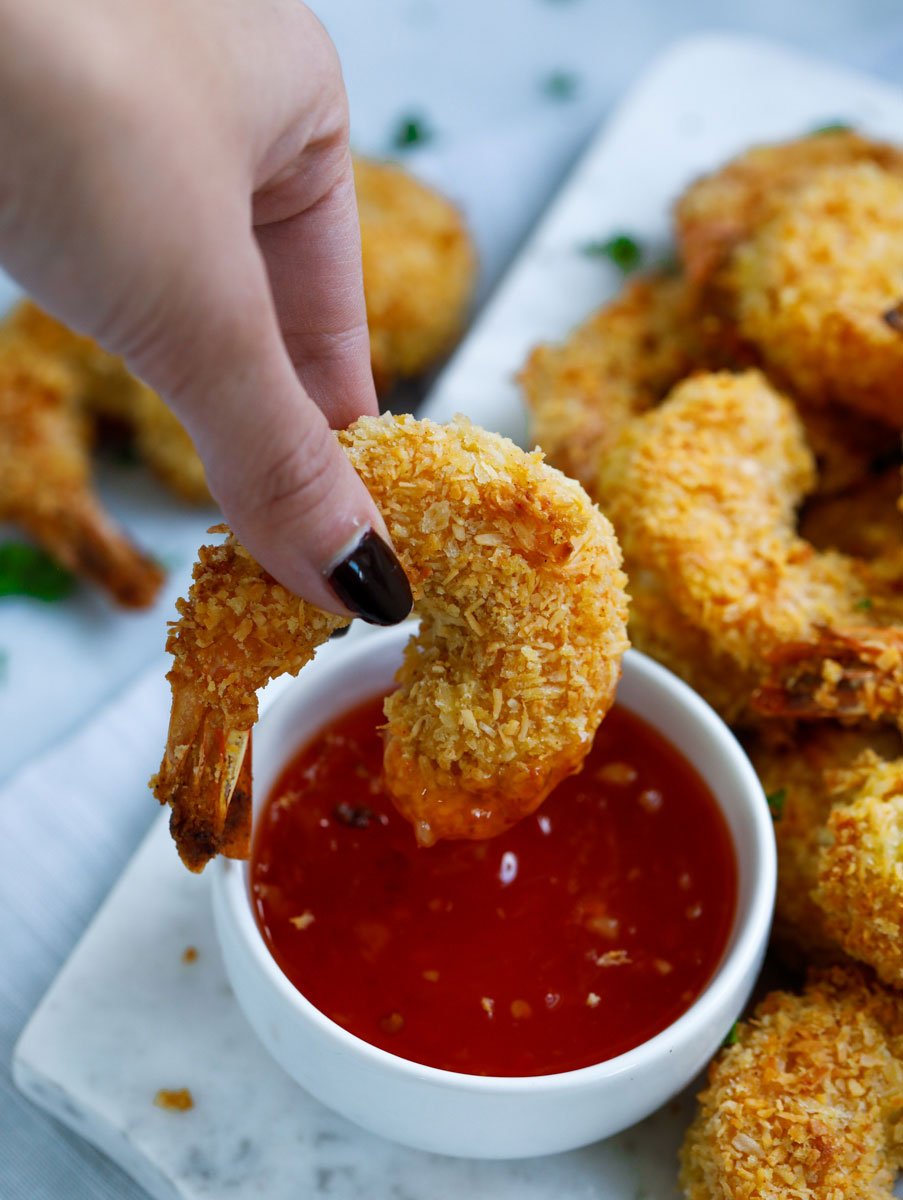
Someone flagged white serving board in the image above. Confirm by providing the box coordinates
[15,33,903,1200]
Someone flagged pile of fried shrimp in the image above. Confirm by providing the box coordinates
[523,129,903,1197]
[0,156,476,607]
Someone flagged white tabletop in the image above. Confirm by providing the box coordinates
[2,4,903,1198]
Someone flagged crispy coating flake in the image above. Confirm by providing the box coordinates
[680,967,903,1200]
[355,157,477,393]
[731,164,903,426]
[0,337,164,607]
[153,414,628,871]
[598,371,896,709]
[675,130,903,287]
[520,273,702,494]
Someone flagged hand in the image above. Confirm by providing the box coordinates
[0,0,412,624]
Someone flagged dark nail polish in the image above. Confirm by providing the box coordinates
[327,530,413,626]
[329,622,352,640]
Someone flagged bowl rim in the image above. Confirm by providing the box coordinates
[213,629,776,1094]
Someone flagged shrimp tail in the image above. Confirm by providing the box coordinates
[22,496,165,609]
[754,627,903,726]
[152,677,252,872]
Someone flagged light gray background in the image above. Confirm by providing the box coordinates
[2,3,903,1197]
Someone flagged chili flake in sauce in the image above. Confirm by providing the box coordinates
[252,694,736,1077]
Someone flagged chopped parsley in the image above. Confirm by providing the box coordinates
[810,120,853,136]
[722,1021,740,1047]
[766,787,787,821]
[582,233,643,273]
[542,70,579,101]
[0,542,76,602]
[391,114,433,150]
[855,596,874,612]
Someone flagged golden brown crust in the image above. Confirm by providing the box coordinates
[675,130,903,288]
[154,414,628,869]
[520,272,702,494]
[817,751,903,988]
[731,164,903,425]
[746,723,903,970]
[355,157,477,392]
[680,967,903,1200]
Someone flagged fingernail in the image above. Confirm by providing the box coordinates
[329,623,352,639]
[326,530,413,626]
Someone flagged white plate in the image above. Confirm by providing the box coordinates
[15,33,903,1200]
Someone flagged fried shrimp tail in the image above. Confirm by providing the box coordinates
[0,343,164,607]
[154,414,628,871]
[756,627,903,729]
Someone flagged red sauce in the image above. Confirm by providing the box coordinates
[252,694,737,1077]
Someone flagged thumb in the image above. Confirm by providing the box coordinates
[138,240,412,625]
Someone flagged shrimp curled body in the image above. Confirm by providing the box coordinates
[153,414,628,871]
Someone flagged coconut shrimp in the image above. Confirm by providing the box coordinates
[355,157,477,394]
[674,129,903,289]
[680,966,903,1200]
[153,414,628,872]
[0,341,164,607]
[748,722,903,978]
[597,370,901,723]
[520,272,705,495]
[730,163,903,426]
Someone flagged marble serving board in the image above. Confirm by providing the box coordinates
[15,33,903,1200]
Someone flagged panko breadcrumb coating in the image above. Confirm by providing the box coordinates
[598,371,898,701]
[520,273,702,494]
[0,338,164,607]
[675,129,903,288]
[747,723,903,972]
[680,967,903,1200]
[731,163,903,426]
[355,157,477,393]
[817,749,903,988]
[153,413,628,872]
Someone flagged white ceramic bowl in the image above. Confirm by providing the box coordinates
[213,624,775,1159]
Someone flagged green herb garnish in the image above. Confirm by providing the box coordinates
[766,787,787,821]
[722,1021,740,1047]
[855,596,874,612]
[0,542,76,602]
[391,114,433,150]
[542,70,579,101]
[582,233,643,273]
[810,120,853,136]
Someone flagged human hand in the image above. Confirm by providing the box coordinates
[0,0,412,624]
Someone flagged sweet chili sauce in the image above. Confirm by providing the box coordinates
[251,693,737,1077]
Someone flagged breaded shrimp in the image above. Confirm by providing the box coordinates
[5,301,214,503]
[731,163,903,426]
[746,722,903,972]
[520,272,703,494]
[597,371,899,706]
[0,343,164,607]
[355,157,477,393]
[675,129,903,288]
[153,414,628,872]
[680,966,903,1200]
[817,749,903,988]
